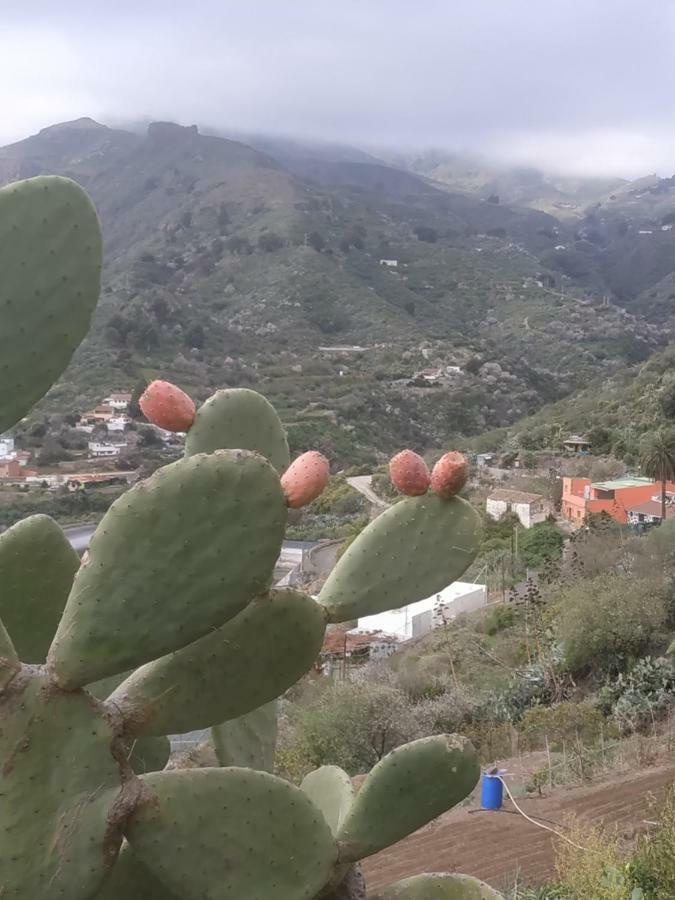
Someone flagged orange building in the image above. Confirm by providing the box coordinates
[562,476,675,525]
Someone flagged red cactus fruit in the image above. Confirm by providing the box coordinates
[139,380,196,432]
[389,449,430,496]
[430,451,469,499]
[281,451,330,508]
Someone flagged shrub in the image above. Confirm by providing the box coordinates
[519,702,604,753]
[596,656,675,733]
[554,818,639,900]
[483,604,520,636]
[279,677,428,776]
[631,781,675,897]
[555,575,668,676]
[519,522,565,569]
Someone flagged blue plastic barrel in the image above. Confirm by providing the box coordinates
[480,771,504,810]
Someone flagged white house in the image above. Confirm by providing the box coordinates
[486,489,551,528]
[88,442,122,458]
[355,582,487,641]
[0,437,15,456]
[106,415,130,433]
[379,259,398,268]
[102,393,132,410]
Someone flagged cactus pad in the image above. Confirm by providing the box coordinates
[48,450,287,688]
[127,736,171,775]
[301,765,355,836]
[0,671,127,900]
[0,514,80,663]
[212,699,278,771]
[0,176,102,432]
[0,616,19,688]
[368,874,504,899]
[108,589,326,736]
[318,494,482,623]
[95,842,177,900]
[337,735,480,862]
[126,768,338,900]
[185,387,290,472]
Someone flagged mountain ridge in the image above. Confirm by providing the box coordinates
[1,118,672,463]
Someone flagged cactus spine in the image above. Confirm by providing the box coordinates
[0,176,502,900]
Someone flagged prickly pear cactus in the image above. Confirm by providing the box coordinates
[0,176,502,900]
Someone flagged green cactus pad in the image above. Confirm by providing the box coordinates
[87,668,133,700]
[368,874,504,899]
[48,450,287,688]
[212,699,278,771]
[127,736,171,775]
[301,765,355,836]
[318,495,482,623]
[185,387,290,473]
[0,176,102,432]
[126,768,338,900]
[95,842,177,900]
[0,514,80,663]
[337,735,480,863]
[0,671,124,900]
[0,616,19,688]
[108,589,326,736]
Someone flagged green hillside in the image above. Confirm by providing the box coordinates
[0,119,671,463]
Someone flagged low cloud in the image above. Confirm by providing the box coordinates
[3,0,675,176]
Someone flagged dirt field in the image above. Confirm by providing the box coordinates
[362,763,675,894]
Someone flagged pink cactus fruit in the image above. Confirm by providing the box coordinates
[388,449,431,496]
[281,451,330,508]
[430,451,469,499]
[139,380,196,432]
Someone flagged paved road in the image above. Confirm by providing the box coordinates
[346,475,390,509]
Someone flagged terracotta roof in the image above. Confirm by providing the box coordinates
[628,500,675,519]
[321,627,398,656]
[488,489,543,505]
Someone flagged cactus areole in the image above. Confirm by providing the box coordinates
[0,176,503,900]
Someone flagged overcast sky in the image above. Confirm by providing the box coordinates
[3,1,675,177]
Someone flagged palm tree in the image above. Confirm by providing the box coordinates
[640,427,675,523]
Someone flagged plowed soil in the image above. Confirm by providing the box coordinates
[362,763,675,894]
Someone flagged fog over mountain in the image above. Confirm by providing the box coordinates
[3,0,675,176]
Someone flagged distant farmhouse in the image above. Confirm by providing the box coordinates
[486,489,551,529]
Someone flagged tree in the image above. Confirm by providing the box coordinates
[640,427,675,523]
[185,323,205,349]
[257,232,283,253]
[519,522,564,569]
[307,231,325,252]
[413,225,438,243]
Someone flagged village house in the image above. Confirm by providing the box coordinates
[486,489,551,528]
[0,459,24,478]
[88,441,122,458]
[102,392,132,410]
[0,436,15,456]
[627,498,675,528]
[106,415,131,433]
[379,258,398,268]
[414,367,444,383]
[319,628,400,677]
[563,434,591,454]
[79,405,115,426]
[561,476,675,525]
[355,582,487,641]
